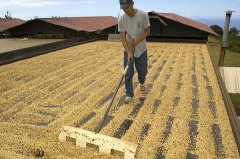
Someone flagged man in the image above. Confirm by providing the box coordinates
[118,0,150,104]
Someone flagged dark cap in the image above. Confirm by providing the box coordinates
[119,0,133,9]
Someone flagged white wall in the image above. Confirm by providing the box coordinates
[219,67,240,93]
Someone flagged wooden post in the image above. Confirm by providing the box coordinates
[219,46,226,67]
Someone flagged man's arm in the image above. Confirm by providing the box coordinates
[120,32,131,53]
[132,27,150,47]
[120,32,134,63]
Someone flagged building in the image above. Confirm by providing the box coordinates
[6,16,117,39]
[0,18,25,37]
[5,12,217,41]
[148,11,218,40]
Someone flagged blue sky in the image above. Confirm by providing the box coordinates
[0,0,239,27]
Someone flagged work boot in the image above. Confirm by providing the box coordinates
[124,96,132,104]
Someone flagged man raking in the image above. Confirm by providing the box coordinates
[118,0,150,104]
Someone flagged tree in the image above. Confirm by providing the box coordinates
[228,27,240,53]
[228,36,240,53]
[229,27,238,37]
[210,25,223,36]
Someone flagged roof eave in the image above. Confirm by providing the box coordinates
[149,11,218,37]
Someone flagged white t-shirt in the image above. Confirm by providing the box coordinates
[118,9,150,57]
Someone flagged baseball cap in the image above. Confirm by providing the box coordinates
[119,0,133,9]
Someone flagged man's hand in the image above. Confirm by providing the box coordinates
[131,39,138,48]
[131,27,150,48]
[127,51,134,64]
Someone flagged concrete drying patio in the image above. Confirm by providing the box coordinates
[0,41,239,158]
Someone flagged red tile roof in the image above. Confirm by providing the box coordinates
[39,16,118,32]
[0,19,25,32]
[150,12,218,36]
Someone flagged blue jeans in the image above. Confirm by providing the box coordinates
[124,51,148,98]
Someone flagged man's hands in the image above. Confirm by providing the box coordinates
[120,32,135,64]
[127,38,137,64]
[127,50,134,64]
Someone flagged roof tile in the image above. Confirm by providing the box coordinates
[39,16,118,32]
[0,19,25,32]
[150,12,218,36]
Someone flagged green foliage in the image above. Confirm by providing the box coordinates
[227,27,240,53]
[229,93,240,116]
[228,35,240,53]
[212,25,240,54]
[229,27,239,37]
[210,24,223,36]
[209,25,240,53]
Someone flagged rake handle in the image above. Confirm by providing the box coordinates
[95,65,129,133]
